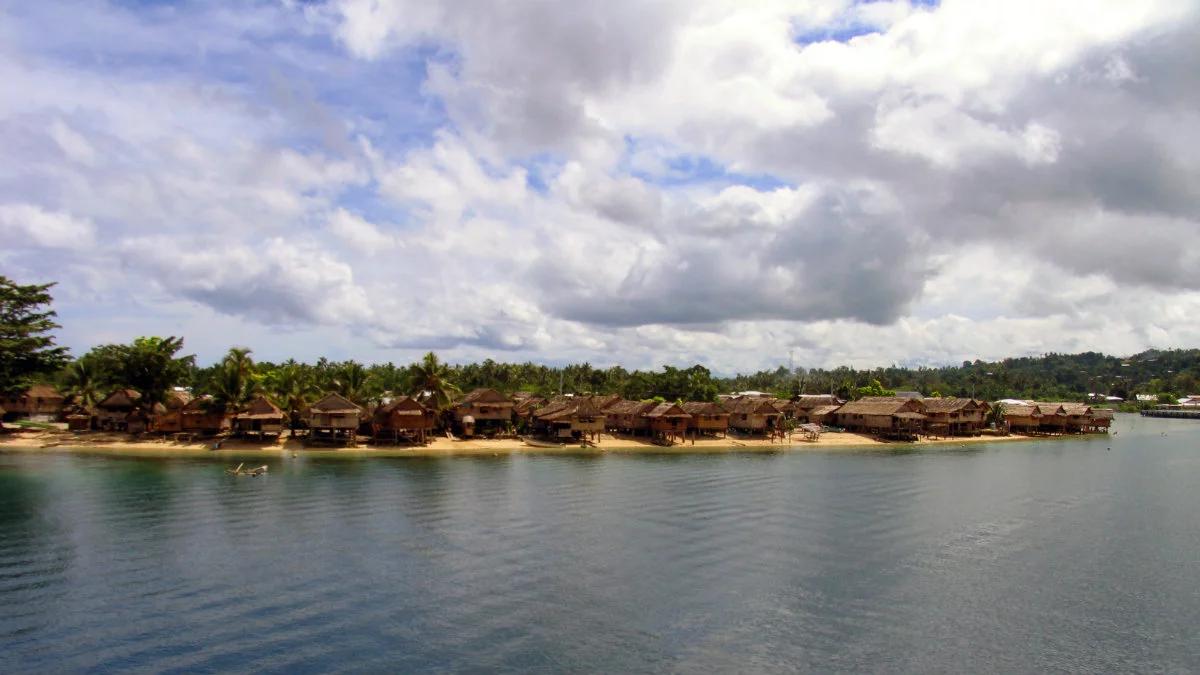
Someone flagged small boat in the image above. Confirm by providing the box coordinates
[521,436,564,448]
[225,462,268,477]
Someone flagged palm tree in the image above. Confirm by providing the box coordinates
[406,352,461,410]
[208,359,258,413]
[206,347,259,414]
[987,402,1007,433]
[265,363,316,433]
[330,361,375,405]
[61,358,101,408]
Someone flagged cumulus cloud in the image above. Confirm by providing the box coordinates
[0,0,1198,370]
[0,203,94,248]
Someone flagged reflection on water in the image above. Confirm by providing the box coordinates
[2,415,1200,672]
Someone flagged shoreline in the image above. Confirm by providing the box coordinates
[0,428,1046,459]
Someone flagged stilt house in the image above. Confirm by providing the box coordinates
[307,392,362,446]
[681,401,729,437]
[233,395,286,439]
[372,396,436,444]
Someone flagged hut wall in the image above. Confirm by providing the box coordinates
[311,412,359,429]
[688,415,729,432]
[729,413,778,431]
[649,417,689,435]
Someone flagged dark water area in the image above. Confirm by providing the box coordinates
[2,414,1199,673]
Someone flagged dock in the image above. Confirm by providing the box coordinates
[1140,409,1200,419]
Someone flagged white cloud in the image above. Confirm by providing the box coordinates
[0,203,94,248]
[0,0,1197,372]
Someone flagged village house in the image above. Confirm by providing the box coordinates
[834,397,928,439]
[721,396,784,436]
[797,404,842,426]
[233,395,286,439]
[94,389,142,431]
[372,396,436,444]
[680,401,729,438]
[64,404,92,431]
[181,396,230,436]
[1001,404,1042,433]
[307,392,362,446]
[0,384,66,422]
[1051,403,1094,434]
[533,397,605,442]
[605,399,656,435]
[152,390,193,434]
[1035,403,1068,434]
[643,402,691,444]
[453,388,515,437]
[1087,408,1114,432]
[921,397,989,436]
[792,394,841,412]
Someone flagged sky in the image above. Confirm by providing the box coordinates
[2,0,1199,374]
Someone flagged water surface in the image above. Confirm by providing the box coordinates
[2,415,1199,672]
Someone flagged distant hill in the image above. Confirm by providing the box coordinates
[717,349,1200,403]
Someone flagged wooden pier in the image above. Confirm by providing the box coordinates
[1141,409,1200,420]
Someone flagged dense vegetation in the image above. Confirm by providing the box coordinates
[48,338,1200,413]
[0,277,69,395]
[9,277,1200,410]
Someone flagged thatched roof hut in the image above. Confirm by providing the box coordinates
[306,393,362,445]
[835,397,927,436]
[454,389,514,423]
[792,394,841,411]
[921,397,988,436]
[94,389,142,430]
[181,396,230,436]
[643,402,691,442]
[233,395,286,438]
[372,396,435,443]
[605,399,656,434]
[801,404,841,425]
[0,384,66,420]
[681,401,729,435]
[534,397,605,440]
[721,396,784,433]
[1034,403,1067,433]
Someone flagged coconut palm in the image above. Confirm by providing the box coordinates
[329,361,375,405]
[265,363,316,433]
[406,352,461,410]
[61,357,101,408]
[987,402,1007,432]
[208,359,258,413]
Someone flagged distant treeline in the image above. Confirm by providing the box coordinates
[9,276,1196,410]
[53,337,1200,411]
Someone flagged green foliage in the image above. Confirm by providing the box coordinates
[1157,392,1178,404]
[0,276,69,394]
[204,347,260,413]
[986,402,1007,428]
[406,352,461,410]
[60,356,101,407]
[854,379,895,400]
[81,336,194,405]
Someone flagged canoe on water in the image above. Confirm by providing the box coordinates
[225,463,268,477]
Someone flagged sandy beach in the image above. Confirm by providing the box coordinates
[0,427,1040,459]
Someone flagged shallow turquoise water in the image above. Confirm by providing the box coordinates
[2,414,1199,672]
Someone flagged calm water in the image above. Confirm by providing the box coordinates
[2,414,1199,673]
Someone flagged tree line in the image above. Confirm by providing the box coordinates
[4,276,1200,411]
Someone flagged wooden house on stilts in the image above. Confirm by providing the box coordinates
[372,396,436,445]
[233,395,286,439]
[307,393,362,446]
[643,402,692,445]
[680,401,729,438]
